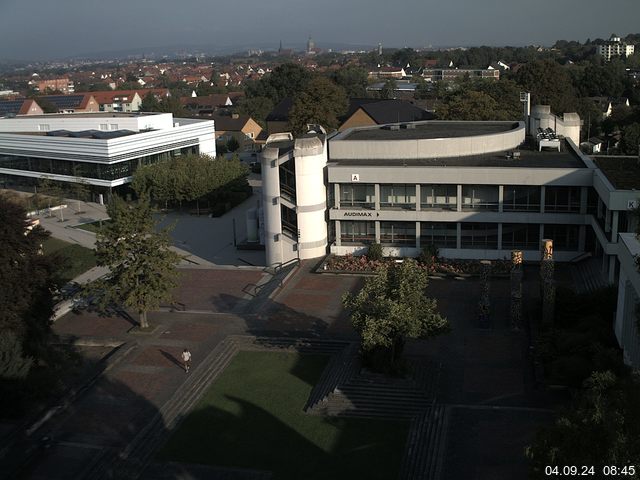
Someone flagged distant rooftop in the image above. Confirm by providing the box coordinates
[340,121,519,141]
[593,156,640,190]
[330,141,586,169]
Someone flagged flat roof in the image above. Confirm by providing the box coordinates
[0,112,161,119]
[340,121,519,141]
[593,156,640,190]
[329,141,586,169]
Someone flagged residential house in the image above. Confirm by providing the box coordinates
[213,113,263,153]
[339,99,434,131]
[76,91,143,113]
[35,78,75,94]
[39,94,99,113]
[0,99,44,117]
[181,94,233,116]
[368,67,407,79]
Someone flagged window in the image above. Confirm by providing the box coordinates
[279,160,296,202]
[420,184,457,210]
[109,124,119,130]
[99,124,108,131]
[461,223,498,249]
[380,222,415,246]
[420,222,457,248]
[38,124,50,132]
[340,221,375,244]
[281,205,298,240]
[462,186,499,211]
[380,184,415,209]
[502,223,539,250]
[544,187,581,213]
[503,186,541,212]
[544,224,579,251]
[340,184,375,209]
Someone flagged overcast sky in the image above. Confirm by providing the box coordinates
[1,0,639,60]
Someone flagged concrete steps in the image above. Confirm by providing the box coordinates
[570,258,608,294]
[399,405,449,480]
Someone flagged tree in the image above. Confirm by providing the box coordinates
[139,92,161,112]
[379,79,397,99]
[332,66,369,97]
[236,95,274,126]
[0,194,55,360]
[288,77,348,134]
[438,90,507,121]
[90,196,180,329]
[619,123,640,155]
[226,136,240,153]
[526,371,640,478]
[245,63,312,105]
[342,259,449,371]
[514,60,578,114]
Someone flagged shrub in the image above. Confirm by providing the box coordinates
[418,243,439,266]
[367,243,384,262]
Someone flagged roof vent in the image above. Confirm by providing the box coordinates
[389,124,400,131]
[405,123,416,129]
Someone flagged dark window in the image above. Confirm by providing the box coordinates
[380,222,416,246]
[279,159,296,203]
[380,184,416,209]
[503,186,541,212]
[420,222,457,248]
[420,184,457,210]
[340,221,375,244]
[462,186,499,211]
[461,223,498,249]
[340,184,375,209]
[502,223,540,250]
[281,205,297,240]
[543,224,579,251]
[544,186,581,213]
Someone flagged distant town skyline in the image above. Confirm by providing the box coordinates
[0,0,639,61]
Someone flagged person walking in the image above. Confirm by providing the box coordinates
[181,348,192,373]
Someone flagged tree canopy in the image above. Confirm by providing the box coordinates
[513,60,578,114]
[91,196,181,328]
[343,259,449,371]
[288,76,348,134]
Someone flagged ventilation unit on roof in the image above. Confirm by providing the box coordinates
[405,123,416,129]
[389,124,400,131]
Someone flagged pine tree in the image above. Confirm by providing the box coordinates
[91,195,180,328]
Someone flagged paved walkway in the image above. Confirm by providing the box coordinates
[2,261,559,480]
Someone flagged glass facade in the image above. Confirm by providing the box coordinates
[503,186,541,212]
[420,222,457,248]
[340,184,375,209]
[461,223,499,249]
[380,221,415,245]
[502,223,539,250]
[420,184,457,210]
[281,205,298,240]
[380,184,415,209]
[278,160,296,203]
[462,185,499,211]
[544,186,581,213]
[544,224,579,250]
[0,146,198,182]
[340,221,375,244]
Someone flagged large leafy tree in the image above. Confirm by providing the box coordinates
[514,60,578,114]
[91,196,180,329]
[526,371,640,478]
[342,259,449,370]
[245,63,312,105]
[331,66,369,98]
[288,77,348,134]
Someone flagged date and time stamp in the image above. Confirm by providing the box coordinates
[544,465,637,477]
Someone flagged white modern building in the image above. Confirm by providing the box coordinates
[598,34,635,61]
[0,112,215,195]
[259,113,640,367]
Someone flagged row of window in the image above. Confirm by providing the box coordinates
[339,221,580,251]
[0,146,198,181]
[336,184,583,213]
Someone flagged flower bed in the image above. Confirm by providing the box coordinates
[320,254,511,276]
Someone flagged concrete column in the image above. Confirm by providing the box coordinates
[605,208,611,233]
[334,184,340,209]
[539,224,545,252]
[335,220,341,246]
[415,184,421,212]
[374,184,380,211]
[578,225,586,252]
[497,223,503,250]
[456,222,462,249]
[540,186,545,213]
[375,221,380,243]
[611,211,619,242]
[597,197,603,219]
[261,146,283,266]
[608,255,616,284]
[498,185,504,213]
[579,186,588,215]
[415,221,421,249]
[456,184,462,212]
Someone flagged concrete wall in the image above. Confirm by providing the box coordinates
[0,112,175,132]
[614,233,640,367]
[529,106,581,146]
[330,121,525,160]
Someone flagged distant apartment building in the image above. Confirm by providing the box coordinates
[598,34,635,61]
[35,78,75,94]
[79,91,144,112]
[368,67,407,79]
[0,99,43,117]
[39,94,100,114]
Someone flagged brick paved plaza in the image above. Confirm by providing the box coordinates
[5,262,555,479]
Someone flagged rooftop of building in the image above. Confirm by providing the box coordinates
[1,112,161,120]
[593,156,640,190]
[329,140,586,169]
[337,121,519,141]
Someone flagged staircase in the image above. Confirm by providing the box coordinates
[570,257,608,294]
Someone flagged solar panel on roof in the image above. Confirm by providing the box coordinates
[46,130,72,136]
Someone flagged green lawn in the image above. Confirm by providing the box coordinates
[42,237,97,283]
[158,351,409,480]
[74,219,111,233]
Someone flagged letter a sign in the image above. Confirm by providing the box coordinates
[351,174,360,182]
